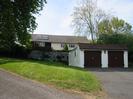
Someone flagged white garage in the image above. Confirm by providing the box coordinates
[69,44,128,68]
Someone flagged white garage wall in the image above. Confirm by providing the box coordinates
[80,50,84,68]
[69,46,84,68]
[69,47,128,68]
[101,50,108,68]
[124,51,128,68]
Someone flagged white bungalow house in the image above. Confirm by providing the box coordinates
[31,34,89,51]
[30,34,89,62]
[69,44,128,68]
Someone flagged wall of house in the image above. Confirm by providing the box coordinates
[51,43,64,50]
[69,46,84,68]
[124,51,128,68]
[101,50,108,68]
[51,43,77,51]
[29,50,68,64]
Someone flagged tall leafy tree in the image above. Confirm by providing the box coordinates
[72,0,108,43]
[0,0,46,51]
[97,18,133,63]
[98,17,132,34]
[97,33,133,63]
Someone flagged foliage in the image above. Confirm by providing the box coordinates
[97,17,133,63]
[63,44,68,51]
[0,57,101,92]
[72,0,108,43]
[0,0,46,51]
[0,44,32,58]
[97,33,133,63]
[97,33,133,50]
[98,17,132,34]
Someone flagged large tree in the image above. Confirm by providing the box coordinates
[72,0,108,43]
[97,18,133,63]
[0,0,46,51]
[97,33,133,63]
[98,17,132,34]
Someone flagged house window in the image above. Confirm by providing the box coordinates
[39,42,45,47]
[69,44,75,48]
[61,43,65,48]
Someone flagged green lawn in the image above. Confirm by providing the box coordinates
[0,57,101,92]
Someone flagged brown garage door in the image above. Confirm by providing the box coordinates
[108,51,124,68]
[84,51,101,68]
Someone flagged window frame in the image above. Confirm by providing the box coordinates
[61,43,65,48]
[69,44,75,48]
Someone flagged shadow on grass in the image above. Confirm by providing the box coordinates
[0,58,22,65]
[0,57,86,71]
[27,59,86,71]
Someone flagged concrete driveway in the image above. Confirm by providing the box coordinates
[0,70,84,99]
[91,69,133,99]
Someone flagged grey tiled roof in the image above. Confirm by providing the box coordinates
[79,43,128,50]
[32,34,89,44]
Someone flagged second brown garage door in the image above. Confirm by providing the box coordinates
[84,51,101,68]
[108,51,124,68]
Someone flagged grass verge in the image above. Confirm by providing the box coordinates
[0,57,101,92]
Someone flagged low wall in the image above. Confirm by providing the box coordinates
[29,50,68,64]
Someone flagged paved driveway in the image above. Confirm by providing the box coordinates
[91,69,133,99]
[0,70,84,99]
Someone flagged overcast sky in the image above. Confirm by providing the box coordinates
[34,0,133,35]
